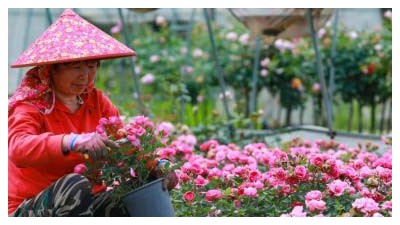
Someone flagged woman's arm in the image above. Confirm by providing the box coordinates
[8,104,65,168]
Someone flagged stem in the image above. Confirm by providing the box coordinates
[249,35,262,123]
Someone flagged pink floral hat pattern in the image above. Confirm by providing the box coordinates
[11,8,135,68]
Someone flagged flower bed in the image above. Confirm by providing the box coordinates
[168,135,392,217]
[77,115,392,217]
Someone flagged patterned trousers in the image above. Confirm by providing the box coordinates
[9,173,127,217]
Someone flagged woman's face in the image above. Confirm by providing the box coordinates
[51,60,98,96]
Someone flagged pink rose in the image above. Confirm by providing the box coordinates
[310,155,324,167]
[234,200,241,208]
[294,165,308,180]
[249,170,261,182]
[199,140,219,152]
[305,190,323,202]
[215,150,226,161]
[194,175,209,187]
[306,200,326,212]
[243,187,258,198]
[290,206,307,217]
[327,179,351,196]
[205,189,222,202]
[73,163,87,174]
[352,197,379,216]
[183,191,195,202]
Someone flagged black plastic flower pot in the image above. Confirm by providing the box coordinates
[122,178,175,217]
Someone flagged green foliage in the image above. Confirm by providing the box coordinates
[95,13,391,135]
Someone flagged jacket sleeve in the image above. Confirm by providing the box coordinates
[8,104,65,168]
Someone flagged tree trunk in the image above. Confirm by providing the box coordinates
[358,103,363,133]
[370,100,376,134]
[244,88,250,118]
[387,98,392,133]
[379,100,386,135]
[318,96,323,125]
[348,101,353,132]
[276,96,282,128]
[300,105,304,125]
[313,97,318,125]
[285,105,292,127]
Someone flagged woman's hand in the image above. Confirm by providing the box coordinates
[151,159,178,191]
[161,171,178,191]
[62,133,119,160]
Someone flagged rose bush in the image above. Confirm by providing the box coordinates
[77,115,175,203]
[167,135,392,217]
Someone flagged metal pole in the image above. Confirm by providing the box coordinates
[328,9,339,112]
[249,35,262,120]
[45,8,52,25]
[306,9,335,139]
[203,9,235,139]
[117,8,146,115]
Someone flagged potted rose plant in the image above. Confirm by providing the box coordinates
[82,115,175,216]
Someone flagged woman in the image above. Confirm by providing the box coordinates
[8,9,177,216]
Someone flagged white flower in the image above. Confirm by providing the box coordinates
[155,15,167,27]
[312,83,321,93]
[325,20,332,27]
[225,31,238,41]
[274,39,294,51]
[317,28,326,38]
[260,69,268,77]
[180,47,188,55]
[141,73,155,84]
[374,44,382,52]
[149,55,160,63]
[260,58,270,67]
[384,10,392,20]
[239,33,250,45]
[274,39,284,49]
[197,95,204,103]
[282,41,295,50]
[193,48,204,58]
[218,91,232,100]
[348,31,358,39]
[134,66,142,75]
[182,66,193,74]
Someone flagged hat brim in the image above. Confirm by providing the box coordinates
[11,52,135,68]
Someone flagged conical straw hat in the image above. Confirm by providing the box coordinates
[11,9,135,68]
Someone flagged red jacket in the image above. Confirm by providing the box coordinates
[8,89,119,215]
